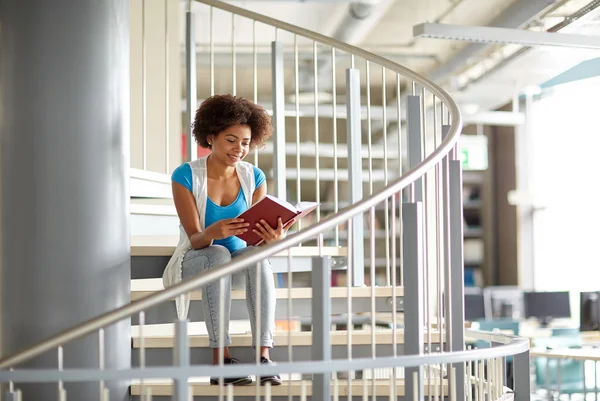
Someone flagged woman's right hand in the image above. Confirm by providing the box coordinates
[204,218,250,241]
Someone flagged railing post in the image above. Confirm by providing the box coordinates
[346,68,364,286]
[312,256,331,400]
[407,96,424,202]
[186,8,197,161]
[403,202,424,401]
[173,319,189,401]
[444,124,467,401]
[271,41,287,200]
[513,351,531,401]
[4,390,20,401]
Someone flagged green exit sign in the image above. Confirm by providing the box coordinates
[459,135,488,170]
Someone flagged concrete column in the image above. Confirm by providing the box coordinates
[0,1,131,401]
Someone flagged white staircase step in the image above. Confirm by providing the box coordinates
[130,168,172,199]
[131,325,440,348]
[131,279,403,301]
[131,236,348,257]
[130,378,449,397]
[130,203,177,216]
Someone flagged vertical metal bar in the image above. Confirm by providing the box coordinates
[556,358,562,395]
[139,311,146,400]
[370,206,376,401]
[256,262,263,385]
[99,328,105,399]
[473,359,479,401]
[173,319,190,401]
[382,68,390,286]
[594,361,598,401]
[347,218,354,401]
[287,249,293,401]
[580,360,587,401]
[253,21,258,166]
[433,99,443,401]
[227,384,233,401]
[164,0,170,174]
[391,193,398,363]
[513,351,531,401]
[467,359,473,401]
[449,157,466,401]
[478,361,484,401]
[57,346,64,398]
[332,47,339,247]
[301,381,308,401]
[404,202,425,401]
[265,381,272,401]
[232,14,236,96]
[450,367,457,401]
[396,73,404,287]
[293,35,301,229]
[312,256,332,401]
[210,7,214,97]
[407,95,423,202]
[313,41,321,224]
[186,8,198,161]
[218,277,226,398]
[366,61,373,195]
[486,359,491,399]
[271,40,286,201]
[346,67,364,286]
[141,0,147,169]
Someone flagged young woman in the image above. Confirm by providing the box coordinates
[163,95,286,386]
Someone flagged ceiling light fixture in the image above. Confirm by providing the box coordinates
[413,22,600,49]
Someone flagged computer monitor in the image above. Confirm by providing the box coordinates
[580,291,600,331]
[483,286,524,320]
[523,291,571,327]
[464,293,486,322]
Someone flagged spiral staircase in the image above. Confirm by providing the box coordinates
[0,1,531,401]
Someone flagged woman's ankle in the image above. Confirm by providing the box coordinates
[260,346,271,360]
[212,347,231,364]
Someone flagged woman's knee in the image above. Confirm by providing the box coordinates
[206,245,232,266]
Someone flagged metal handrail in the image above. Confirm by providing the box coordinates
[0,331,529,382]
[0,0,463,369]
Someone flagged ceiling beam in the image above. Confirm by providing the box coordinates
[462,111,525,126]
[414,23,600,49]
[425,0,558,82]
[261,142,400,159]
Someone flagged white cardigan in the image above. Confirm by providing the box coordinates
[162,156,256,320]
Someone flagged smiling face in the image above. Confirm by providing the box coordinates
[207,124,251,167]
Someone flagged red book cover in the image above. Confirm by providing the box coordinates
[235,195,319,246]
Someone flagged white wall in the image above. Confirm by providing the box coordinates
[130,0,182,175]
[529,78,600,319]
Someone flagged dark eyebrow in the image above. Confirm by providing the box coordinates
[226,134,251,141]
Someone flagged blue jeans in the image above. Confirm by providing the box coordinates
[181,245,276,349]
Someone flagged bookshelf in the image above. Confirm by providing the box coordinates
[461,130,493,288]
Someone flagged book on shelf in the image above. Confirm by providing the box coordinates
[235,195,319,246]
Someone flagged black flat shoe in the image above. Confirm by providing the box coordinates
[209,357,253,386]
[259,357,282,386]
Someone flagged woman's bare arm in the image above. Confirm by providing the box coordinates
[172,182,214,249]
[252,182,267,205]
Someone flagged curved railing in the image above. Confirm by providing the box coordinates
[0,0,531,400]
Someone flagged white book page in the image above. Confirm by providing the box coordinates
[295,201,319,212]
[260,194,296,212]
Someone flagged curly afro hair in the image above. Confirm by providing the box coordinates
[192,94,273,150]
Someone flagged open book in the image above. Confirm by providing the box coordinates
[235,195,319,246]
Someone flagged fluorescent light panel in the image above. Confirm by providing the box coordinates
[414,23,600,50]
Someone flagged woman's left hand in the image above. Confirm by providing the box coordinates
[253,218,287,245]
